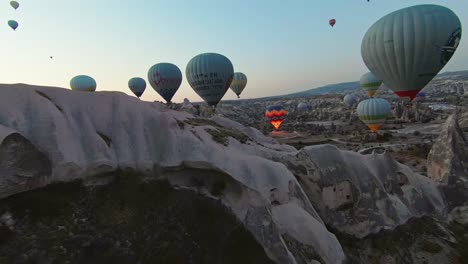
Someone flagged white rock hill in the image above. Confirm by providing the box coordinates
[0,84,344,264]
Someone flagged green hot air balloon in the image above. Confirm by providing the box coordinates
[230,72,247,98]
[70,75,96,92]
[8,20,18,31]
[357,98,391,132]
[10,1,19,10]
[362,4,462,101]
[128,77,146,98]
[360,72,382,97]
[186,53,234,107]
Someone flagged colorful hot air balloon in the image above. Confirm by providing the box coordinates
[148,63,182,103]
[128,77,146,98]
[329,19,336,27]
[186,53,234,107]
[360,72,382,97]
[265,105,287,130]
[230,72,247,98]
[343,94,358,107]
[10,1,19,10]
[297,102,309,113]
[70,75,96,92]
[8,20,18,31]
[357,98,391,132]
[362,4,462,101]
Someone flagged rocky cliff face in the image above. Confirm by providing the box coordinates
[282,145,446,238]
[0,84,344,264]
[427,111,468,185]
[1,83,467,263]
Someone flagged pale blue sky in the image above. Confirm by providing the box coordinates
[0,0,467,102]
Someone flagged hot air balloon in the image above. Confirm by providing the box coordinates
[70,75,96,92]
[329,19,336,27]
[10,1,19,10]
[8,20,18,31]
[357,98,391,132]
[362,4,462,101]
[343,94,358,107]
[360,72,382,97]
[265,105,287,130]
[230,72,247,98]
[128,77,146,98]
[297,102,309,113]
[148,63,182,103]
[186,53,234,107]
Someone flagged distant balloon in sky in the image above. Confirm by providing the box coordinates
[362,4,462,101]
[343,94,358,107]
[329,19,336,27]
[148,63,182,103]
[186,53,234,107]
[297,102,309,113]
[10,1,19,10]
[230,72,247,98]
[128,77,146,98]
[360,72,382,97]
[265,105,287,130]
[70,75,96,92]
[357,98,391,132]
[8,20,18,31]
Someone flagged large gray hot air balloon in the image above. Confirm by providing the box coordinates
[186,53,234,107]
[230,72,247,98]
[361,4,462,101]
[148,63,182,103]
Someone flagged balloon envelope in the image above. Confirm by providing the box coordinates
[128,77,146,98]
[357,98,391,132]
[10,1,19,10]
[361,4,462,101]
[297,102,309,113]
[329,19,336,27]
[148,63,182,103]
[186,53,234,107]
[230,72,247,98]
[8,20,18,30]
[343,94,358,107]
[265,105,287,130]
[70,75,96,92]
[360,72,382,97]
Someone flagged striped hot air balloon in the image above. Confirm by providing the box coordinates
[265,105,287,130]
[70,75,96,92]
[329,19,336,27]
[360,72,382,97]
[230,72,247,98]
[361,5,462,101]
[357,98,391,132]
[186,53,234,107]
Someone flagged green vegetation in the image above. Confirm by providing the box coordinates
[205,128,249,146]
